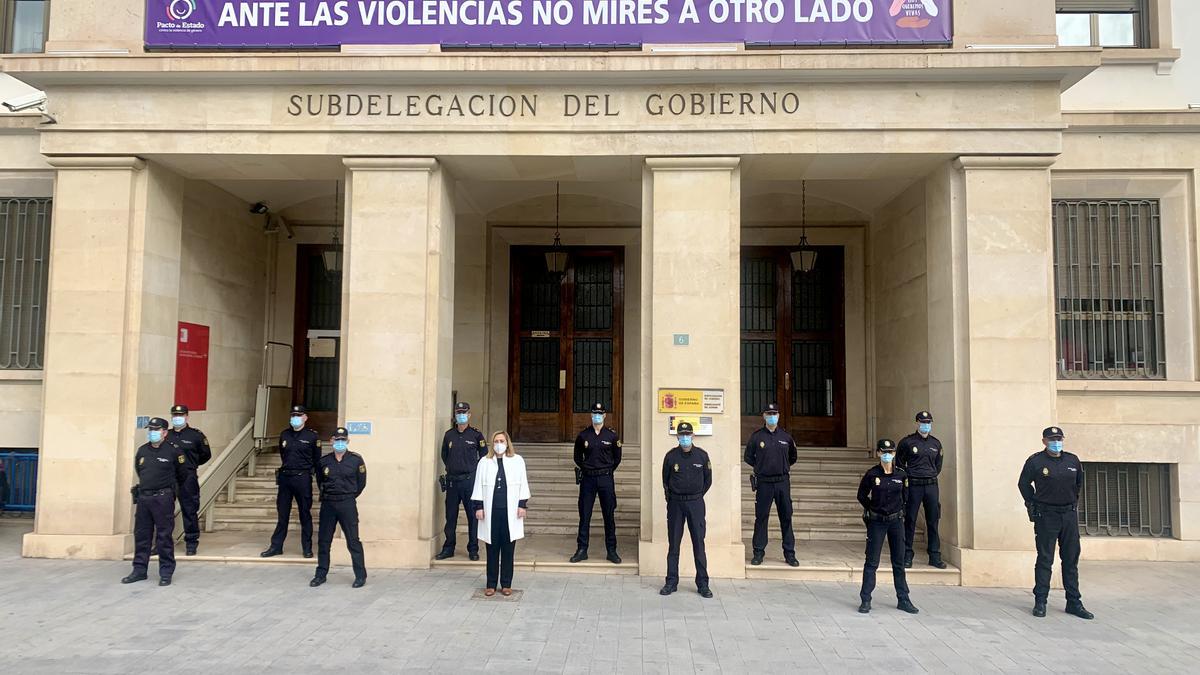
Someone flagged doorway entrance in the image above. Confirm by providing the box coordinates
[292,244,341,438]
[740,246,846,446]
[508,246,624,442]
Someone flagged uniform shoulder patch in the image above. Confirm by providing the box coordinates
[359,464,366,473]
[904,479,909,487]
[759,441,765,448]
[673,463,679,472]
[1042,467,1049,476]
[177,454,186,464]
[479,440,486,447]
[584,441,589,448]
[202,437,209,446]
[316,440,322,448]
[874,477,881,486]
[323,467,330,476]
[706,461,712,469]
[616,440,622,448]
[282,440,287,448]
[912,447,918,453]
[138,456,144,466]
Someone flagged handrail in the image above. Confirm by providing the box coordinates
[173,419,256,540]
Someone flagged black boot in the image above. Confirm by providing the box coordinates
[750,552,764,566]
[185,544,197,556]
[897,598,920,614]
[310,576,326,587]
[569,549,588,563]
[857,600,871,614]
[784,555,799,567]
[659,584,676,596]
[469,551,480,561]
[1065,603,1094,620]
[1032,601,1047,617]
[606,550,622,564]
[260,547,282,558]
[698,587,713,599]
[903,552,913,569]
[434,549,454,560]
[928,557,947,569]
[121,572,148,584]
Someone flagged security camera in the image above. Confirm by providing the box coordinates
[2,91,47,112]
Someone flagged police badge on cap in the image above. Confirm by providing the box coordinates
[1042,426,1064,440]
[171,404,189,415]
[915,411,933,423]
[290,404,307,415]
[590,402,606,414]
[876,438,895,451]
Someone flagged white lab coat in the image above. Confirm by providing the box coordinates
[471,454,531,545]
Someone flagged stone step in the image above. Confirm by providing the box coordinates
[458,523,639,536]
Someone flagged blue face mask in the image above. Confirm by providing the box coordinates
[678,435,693,448]
[148,430,164,444]
[333,440,349,453]
[918,423,931,435]
[171,416,186,429]
[455,413,469,425]
[289,416,303,430]
[592,413,605,425]
[764,414,779,427]
[1047,440,1063,454]
[881,452,895,464]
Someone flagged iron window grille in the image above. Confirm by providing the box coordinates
[0,197,51,369]
[1052,199,1164,380]
[1079,462,1172,537]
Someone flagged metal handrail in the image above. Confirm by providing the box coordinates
[173,419,256,540]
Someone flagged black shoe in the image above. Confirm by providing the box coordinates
[928,558,947,569]
[785,556,800,567]
[569,549,588,563]
[1065,603,1094,620]
[121,573,148,584]
[434,550,454,561]
[469,552,480,561]
[185,546,197,557]
[698,587,714,599]
[303,550,313,559]
[606,551,622,564]
[260,548,282,558]
[310,576,326,587]
[352,578,366,588]
[858,600,871,614]
[903,553,913,569]
[159,577,172,587]
[897,599,919,614]
[750,552,764,566]
[659,585,676,596]
[1032,601,1047,617]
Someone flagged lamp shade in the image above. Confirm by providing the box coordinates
[545,248,568,274]
[322,249,341,274]
[790,245,818,274]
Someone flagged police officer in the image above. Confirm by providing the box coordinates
[1018,426,1093,620]
[262,404,321,558]
[166,404,212,556]
[856,439,919,615]
[311,426,368,588]
[745,403,799,567]
[660,421,713,598]
[895,410,946,569]
[435,402,487,561]
[123,418,187,586]
[571,402,623,564]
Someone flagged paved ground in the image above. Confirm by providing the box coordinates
[1,519,1196,673]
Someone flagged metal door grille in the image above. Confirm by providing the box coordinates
[573,257,613,330]
[0,197,51,369]
[572,338,612,412]
[1052,199,1164,379]
[520,266,560,331]
[792,341,834,417]
[303,253,341,410]
[1079,462,1171,537]
[740,340,776,415]
[793,262,832,332]
[519,338,559,412]
[740,257,776,331]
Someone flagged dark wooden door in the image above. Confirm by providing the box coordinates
[740,246,846,446]
[292,244,341,439]
[508,247,624,442]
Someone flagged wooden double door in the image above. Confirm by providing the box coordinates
[508,247,624,442]
[740,246,846,446]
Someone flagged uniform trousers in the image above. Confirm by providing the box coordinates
[860,515,910,602]
[751,477,795,556]
[315,496,366,581]
[665,497,709,590]
[577,473,618,552]
[132,489,177,578]
[1032,507,1082,604]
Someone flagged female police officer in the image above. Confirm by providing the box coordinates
[856,439,919,615]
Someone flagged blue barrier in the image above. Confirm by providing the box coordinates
[0,452,37,512]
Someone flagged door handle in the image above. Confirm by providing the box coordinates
[785,371,790,391]
[559,369,567,390]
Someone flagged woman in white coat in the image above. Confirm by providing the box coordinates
[471,431,530,596]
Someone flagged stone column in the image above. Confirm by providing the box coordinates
[638,157,744,581]
[339,158,455,567]
[930,156,1058,587]
[23,158,185,559]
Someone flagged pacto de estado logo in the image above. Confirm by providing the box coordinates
[889,0,940,29]
[167,0,197,21]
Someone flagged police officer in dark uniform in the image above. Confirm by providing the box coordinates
[856,439,919,615]
[166,404,212,556]
[262,404,321,558]
[123,417,188,586]
[311,426,367,588]
[1018,426,1093,620]
[745,402,799,567]
[895,410,946,569]
[435,402,487,561]
[660,421,713,598]
[571,402,623,564]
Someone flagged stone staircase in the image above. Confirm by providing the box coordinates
[740,446,876,542]
[207,448,317,532]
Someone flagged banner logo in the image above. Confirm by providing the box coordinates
[167,0,196,21]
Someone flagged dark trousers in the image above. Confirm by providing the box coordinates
[577,473,618,552]
[751,477,795,556]
[903,482,941,559]
[486,507,516,589]
[860,517,910,603]
[132,490,176,579]
[442,476,478,555]
[1033,509,1082,604]
[270,473,314,552]
[315,497,366,581]
[665,498,708,590]
[178,471,201,546]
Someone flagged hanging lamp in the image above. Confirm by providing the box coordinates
[790,180,818,274]
[544,182,568,280]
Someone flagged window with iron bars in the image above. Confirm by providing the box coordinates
[1079,462,1172,537]
[1055,1,1148,48]
[1051,199,1164,380]
[0,197,51,369]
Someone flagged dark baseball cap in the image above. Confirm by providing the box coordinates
[454,401,470,412]
[915,411,933,423]
[332,426,349,440]
[763,403,780,414]
[290,405,307,415]
[147,417,169,430]
[876,438,895,451]
[1042,426,1064,440]
[676,421,694,435]
[170,404,189,415]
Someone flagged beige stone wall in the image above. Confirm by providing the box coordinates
[952,0,1057,48]
[45,0,144,53]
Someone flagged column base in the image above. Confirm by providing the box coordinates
[23,532,131,560]
[951,545,1065,589]
[359,538,438,568]
[637,540,746,580]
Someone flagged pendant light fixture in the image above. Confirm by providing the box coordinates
[790,180,818,274]
[544,182,568,280]
[322,180,343,275]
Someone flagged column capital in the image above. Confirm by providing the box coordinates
[44,156,145,170]
[954,155,1057,171]
[645,157,740,171]
[343,157,438,172]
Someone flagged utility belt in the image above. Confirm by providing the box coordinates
[864,510,904,523]
[582,468,614,478]
[138,487,174,497]
[668,493,703,502]
[1033,502,1076,514]
[446,472,473,482]
[322,493,356,503]
[277,468,311,478]
[908,477,938,487]
[755,474,788,484]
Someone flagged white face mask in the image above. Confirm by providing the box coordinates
[494,442,507,455]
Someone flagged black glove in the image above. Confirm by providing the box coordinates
[438,475,448,493]
[130,485,139,505]
[861,510,869,526]
[1026,503,1037,522]
[749,475,758,492]
[574,467,582,485]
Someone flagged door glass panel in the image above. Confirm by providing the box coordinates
[740,257,776,331]
[793,262,833,332]
[573,338,612,412]
[741,340,777,415]
[304,252,341,410]
[792,341,833,417]
[520,264,561,331]
[519,338,560,412]
[574,257,613,330]
[304,341,339,410]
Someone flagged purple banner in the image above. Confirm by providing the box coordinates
[146,0,951,48]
